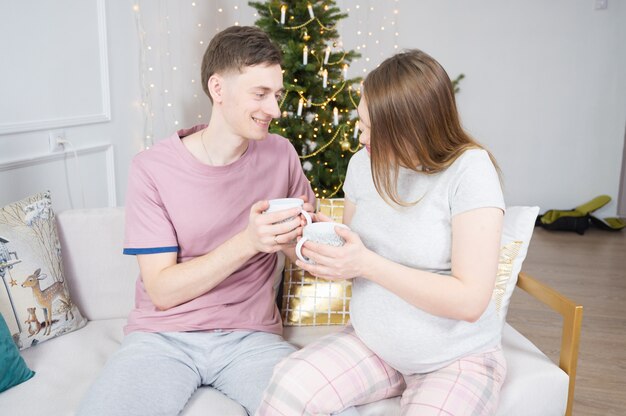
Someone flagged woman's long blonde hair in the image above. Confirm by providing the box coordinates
[364,49,500,207]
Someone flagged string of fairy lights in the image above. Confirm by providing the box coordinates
[343,0,401,74]
[132,1,400,157]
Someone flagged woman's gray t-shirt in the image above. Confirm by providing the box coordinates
[343,148,505,374]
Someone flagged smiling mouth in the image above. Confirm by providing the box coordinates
[252,116,271,126]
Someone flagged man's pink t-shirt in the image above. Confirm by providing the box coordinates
[123,125,315,335]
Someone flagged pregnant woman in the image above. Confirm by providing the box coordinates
[257,49,507,416]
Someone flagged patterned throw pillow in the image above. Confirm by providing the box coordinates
[281,198,351,326]
[492,205,540,326]
[281,199,539,327]
[281,259,351,326]
[0,191,86,350]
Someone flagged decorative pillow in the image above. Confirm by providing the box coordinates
[318,198,344,222]
[281,198,351,326]
[281,259,351,325]
[492,205,540,326]
[0,191,86,350]
[0,314,34,392]
[281,198,539,327]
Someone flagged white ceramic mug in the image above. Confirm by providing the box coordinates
[265,198,312,225]
[296,222,349,264]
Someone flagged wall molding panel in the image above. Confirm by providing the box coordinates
[0,0,111,135]
[0,144,117,210]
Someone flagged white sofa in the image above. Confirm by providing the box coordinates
[0,208,582,415]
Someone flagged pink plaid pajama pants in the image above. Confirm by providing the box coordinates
[257,327,506,416]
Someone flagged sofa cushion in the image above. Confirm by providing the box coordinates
[56,208,137,321]
[0,319,246,416]
[0,319,125,415]
[57,207,285,325]
[0,317,569,415]
[498,324,568,416]
[284,323,569,416]
[0,191,87,350]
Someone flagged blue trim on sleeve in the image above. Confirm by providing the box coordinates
[123,246,178,255]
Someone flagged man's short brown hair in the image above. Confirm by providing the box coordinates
[201,26,282,102]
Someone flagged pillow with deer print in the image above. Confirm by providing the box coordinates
[0,191,86,350]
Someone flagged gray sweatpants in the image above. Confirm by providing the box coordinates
[77,329,296,416]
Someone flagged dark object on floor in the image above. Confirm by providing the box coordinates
[536,195,625,235]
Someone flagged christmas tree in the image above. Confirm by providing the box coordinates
[249,0,362,198]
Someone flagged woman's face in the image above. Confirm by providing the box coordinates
[356,98,371,154]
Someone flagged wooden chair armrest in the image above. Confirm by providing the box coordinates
[515,272,583,416]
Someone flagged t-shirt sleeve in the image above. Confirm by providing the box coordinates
[286,142,316,206]
[123,157,178,255]
[449,149,505,217]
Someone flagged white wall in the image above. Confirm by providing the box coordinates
[397,0,626,217]
[0,0,141,211]
[1,0,625,218]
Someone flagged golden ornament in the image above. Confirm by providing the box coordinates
[340,140,350,151]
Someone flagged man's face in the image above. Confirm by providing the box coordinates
[219,64,284,141]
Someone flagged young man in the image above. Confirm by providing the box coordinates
[78,26,315,416]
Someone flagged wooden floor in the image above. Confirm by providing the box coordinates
[506,226,626,416]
